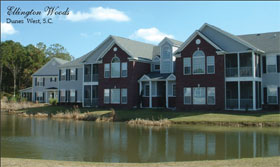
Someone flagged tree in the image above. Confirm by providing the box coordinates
[1,41,25,96]
[45,43,73,61]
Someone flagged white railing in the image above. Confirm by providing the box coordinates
[240,67,252,77]
[226,68,238,77]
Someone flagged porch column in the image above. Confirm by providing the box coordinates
[238,81,240,110]
[149,81,152,108]
[252,52,256,77]
[253,81,256,110]
[237,53,240,77]
[166,80,168,108]
[139,81,142,108]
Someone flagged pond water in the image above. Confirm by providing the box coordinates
[1,113,280,162]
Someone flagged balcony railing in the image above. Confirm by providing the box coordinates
[240,67,252,77]
[240,99,253,109]
[226,99,238,109]
[226,67,253,77]
[226,68,238,77]
[92,74,99,82]
[84,74,98,82]
[84,98,98,107]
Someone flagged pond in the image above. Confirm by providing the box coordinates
[1,113,280,163]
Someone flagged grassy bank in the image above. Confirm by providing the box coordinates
[2,157,280,167]
[6,104,280,126]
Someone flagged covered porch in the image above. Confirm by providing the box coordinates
[19,87,32,101]
[46,87,58,103]
[138,73,176,109]
[83,85,98,107]
[226,81,262,110]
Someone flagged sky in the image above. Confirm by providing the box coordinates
[1,1,280,59]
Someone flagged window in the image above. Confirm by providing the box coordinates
[267,86,278,104]
[193,50,205,74]
[121,62,127,77]
[111,56,120,78]
[104,64,110,78]
[193,87,206,104]
[162,46,171,59]
[184,88,191,104]
[173,84,176,96]
[70,89,75,97]
[183,58,191,75]
[60,89,65,102]
[152,82,157,96]
[61,69,66,80]
[207,56,215,74]
[207,87,215,105]
[111,89,120,104]
[144,84,150,97]
[70,68,76,80]
[121,88,127,104]
[36,92,44,102]
[37,77,44,86]
[267,56,277,73]
[50,77,57,82]
[104,89,110,104]
[154,64,160,71]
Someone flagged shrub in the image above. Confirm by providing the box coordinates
[49,98,58,106]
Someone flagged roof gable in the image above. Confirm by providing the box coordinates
[176,30,223,55]
[199,23,263,53]
[33,58,68,76]
[159,37,183,47]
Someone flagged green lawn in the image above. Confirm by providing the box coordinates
[17,105,280,125]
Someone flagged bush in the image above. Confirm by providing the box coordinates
[49,98,58,106]
[8,96,17,102]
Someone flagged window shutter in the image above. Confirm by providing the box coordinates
[59,70,61,81]
[35,78,37,86]
[43,92,45,102]
[76,68,78,80]
[55,77,57,82]
[43,78,45,86]
[262,56,266,74]
[277,55,280,73]
[58,90,61,103]
[34,92,37,101]
[75,90,77,102]
[66,69,68,81]
[50,77,52,82]
[263,87,267,104]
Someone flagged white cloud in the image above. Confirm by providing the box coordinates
[80,32,102,38]
[1,22,17,36]
[130,27,174,43]
[66,7,130,22]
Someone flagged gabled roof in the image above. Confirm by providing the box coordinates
[159,37,183,47]
[199,23,264,53]
[59,54,88,68]
[175,30,223,54]
[111,35,156,60]
[19,87,32,92]
[238,32,280,53]
[33,58,69,76]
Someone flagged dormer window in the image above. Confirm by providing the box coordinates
[154,64,160,70]
[162,46,171,59]
[111,56,120,78]
[193,50,205,74]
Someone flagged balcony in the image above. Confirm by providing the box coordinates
[84,64,99,82]
[92,74,99,82]
[240,67,252,77]
[84,74,91,82]
[226,68,238,77]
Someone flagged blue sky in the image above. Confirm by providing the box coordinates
[1,1,280,59]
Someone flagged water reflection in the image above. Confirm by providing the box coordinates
[1,113,280,162]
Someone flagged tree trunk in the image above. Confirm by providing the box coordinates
[13,66,16,97]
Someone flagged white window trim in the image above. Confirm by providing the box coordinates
[267,86,278,104]
[121,88,127,104]
[111,89,120,104]
[207,87,215,105]
[207,56,215,74]
[193,87,206,105]
[121,62,128,78]
[143,84,150,97]
[111,56,121,78]
[104,63,110,78]
[183,57,191,75]
[193,51,205,75]
[104,89,110,104]
[184,87,191,105]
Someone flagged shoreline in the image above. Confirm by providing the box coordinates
[2,157,280,167]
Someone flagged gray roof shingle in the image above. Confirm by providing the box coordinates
[238,32,280,53]
[33,57,69,76]
[166,38,183,47]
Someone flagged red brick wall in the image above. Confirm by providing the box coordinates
[176,35,225,111]
[98,44,150,109]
